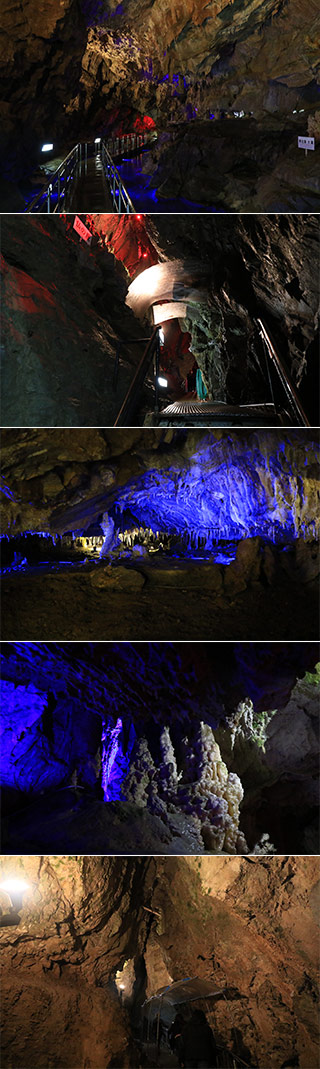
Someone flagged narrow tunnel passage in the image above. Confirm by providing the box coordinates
[0,855,319,1068]
[1,214,318,428]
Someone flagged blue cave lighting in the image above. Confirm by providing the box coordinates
[1,439,319,579]
[0,481,16,500]
[101,718,136,801]
[109,438,320,546]
[0,680,59,791]
[102,717,123,800]
[1,642,318,812]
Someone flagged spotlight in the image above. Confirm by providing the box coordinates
[41,143,53,152]
[0,878,30,926]
[157,376,168,388]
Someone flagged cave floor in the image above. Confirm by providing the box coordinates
[1,795,204,855]
[1,562,318,639]
[142,1043,179,1067]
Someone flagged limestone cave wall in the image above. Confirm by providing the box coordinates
[1,214,319,426]
[1,428,319,539]
[0,855,319,1068]
[1,643,319,854]
[0,0,319,207]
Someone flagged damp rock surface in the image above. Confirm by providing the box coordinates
[1,644,319,855]
[1,0,319,213]
[1,214,319,426]
[0,855,319,1068]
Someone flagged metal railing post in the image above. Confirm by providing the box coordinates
[113,343,121,390]
[47,184,52,213]
[154,330,160,415]
[256,318,310,426]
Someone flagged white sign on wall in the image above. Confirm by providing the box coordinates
[298,136,315,153]
[73,216,92,243]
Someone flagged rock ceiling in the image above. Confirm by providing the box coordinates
[1,855,319,1068]
[1,428,319,537]
[0,0,319,192]
[1,640,317,720]
[1,214,319,426]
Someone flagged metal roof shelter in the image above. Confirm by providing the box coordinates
[143,976,227,1021]
[141,978,254,1067]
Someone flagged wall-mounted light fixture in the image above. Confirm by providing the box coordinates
[157,376,168,388]
[41,144,53,152]
[0,878,30,927]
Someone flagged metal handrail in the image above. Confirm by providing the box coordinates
[25,143,81,214]
[100,140,135,213]
[24,129,155,214]
[113,326,161,426]
[104,131,151,158]
[256,318,310,426]
[215,1046,253,1068]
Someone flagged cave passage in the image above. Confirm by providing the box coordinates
[0,855,319,1069]
[1,641,319,856]
[1,427,319,640]
[1,0,319,213]
[1,214,319,429]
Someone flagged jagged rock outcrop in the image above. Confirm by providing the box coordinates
[1,429,319,641]
[1,428,319,538]
[0,855,319,1067]
[0,0,319,208]
[1,643,319,853]
[1,214,319,426]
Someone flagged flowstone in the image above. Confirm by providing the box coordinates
[120,722,248,854]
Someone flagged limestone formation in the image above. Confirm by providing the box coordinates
[0,855,319,1068]
[1,215,319,426]
[0,0,319,208]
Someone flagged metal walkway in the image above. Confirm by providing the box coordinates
[25,133,154,214]
[159,401,281,425]
[64,153,113,211]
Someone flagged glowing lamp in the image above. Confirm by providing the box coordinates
[119,983,125,990]
[0,878,30,921]
[94,137,101,143]
[41,143,53,152]
[157,376,168,388]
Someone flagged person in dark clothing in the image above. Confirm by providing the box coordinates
[180,1009,218,1069]
[168,1013,185,1064]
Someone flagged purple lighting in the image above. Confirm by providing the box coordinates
[101,717,124,800]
